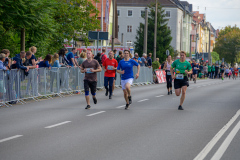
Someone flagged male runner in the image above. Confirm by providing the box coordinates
[191,59,199,83]
[170,51,192,110]
[117,50,140,110]
[102,51,118,99]
[81,50,102,109]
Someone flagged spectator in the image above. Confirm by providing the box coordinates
[140,53,147,67]
[24,51,36,69]
[12,51,29,72]
[132,53,142,65]
[58,48,69,66]
[94,52,102,66]
[29,46,38,64]
[203,62,208,78]
[50,53,61,93]
[146,53,152,67]
[116,51,124,63]
[1,49,11,69]
[0,53,8,97]
[51,53,61,68]
[38,54,52,69]
[67,48,77,67]
[0,53,8,71]
[78,52,87,67]
[113,49,117,59]
[101,48,107,64]
[152,58,160,71]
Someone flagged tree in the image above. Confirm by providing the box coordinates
[211,51,220,63]
[214,25,240,64]
[134,3,173,62]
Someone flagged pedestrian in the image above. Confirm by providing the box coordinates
[211,63,215,79]
[215,63,219,79]
[102,51,118,99]
[77,52,87,68]
[81,50,102,109]
[101,48,107,64]
[113,49,117,59]
[0,53,8,98]
[38,54,52,69]
[203,63,208,78]
[191,59,199,83]
[67,48,77,67]
[140,53,147,67]
[170,51,192,110]
[163,55,173,95]
[12,51,29,72]
[24,51,37,69]
[132,53,142,65]
[146,53,152,68]
[58,48,69,66]
[220,62,225,80]
[94,52,102,66]
[29,46,38,65]
[1,49,11,69]
[117,50,140,110]
[207,63,212,78]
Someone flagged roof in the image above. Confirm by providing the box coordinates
[117,0,179,8]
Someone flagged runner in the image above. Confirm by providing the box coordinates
[220,62,225,80]
[170,51,192,110]
[211,63,215,79]
[117,50,140,110]
[163,55,173,95]
[191,59,199,83]
[207,63,212,78]
[233,67,238,80]
[81,50,102,109]
[102,51,118,99]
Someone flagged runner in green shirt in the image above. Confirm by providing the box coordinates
[170,51,192,110]
[208,64,212,78]
[211,63,215,79]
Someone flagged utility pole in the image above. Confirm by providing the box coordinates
[190,34,192,58]
[111,0,115,51]
[101,0,103,52]
[153,0,157,61]
[143,7,148,55]
[208,24,211,65]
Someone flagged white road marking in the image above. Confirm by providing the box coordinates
[173,92,175,93]
[45,121,71,129]
[138,99,149,102]
[0,135,23,143]
[156,95,164,98]
[211,121,240,160]
[116,105,125,109]
[197,86,201,88]
[194,109,240,160]
[87,111,106,117]
[189,88,193,89]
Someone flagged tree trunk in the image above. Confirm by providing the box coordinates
[21,28,25,51]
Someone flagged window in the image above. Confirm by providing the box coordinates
[117,10,120,16]
[128,10,133,17]
[127,25,132,32]
[141,10,145,17]
[165,11,171,18]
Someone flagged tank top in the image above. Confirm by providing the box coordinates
[166,61,171,71]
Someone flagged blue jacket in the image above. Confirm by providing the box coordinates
[12,55,27,70]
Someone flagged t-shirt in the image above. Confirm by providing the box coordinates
[82,59,100,82]
[147,57,152,66]
[67,52,74,66]
[101,53,107,64]
[38,61,51,68]
[140,57,146,66]
[212,65,215,71]
[117,59,139,80]
[102,58,118,77]
[29,54,37,65]
[208,65,211,72]
[220,64,225,70]
[192,63,199,71]
[171,59,192,76]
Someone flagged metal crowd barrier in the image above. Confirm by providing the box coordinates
[0,66,154,107]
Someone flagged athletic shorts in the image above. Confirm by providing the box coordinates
[221,70,224,73]
[121,78,133,90]
[114,73,117,80]
[84,80,97,94]
[193,71,198,75]
[174,76,189,89]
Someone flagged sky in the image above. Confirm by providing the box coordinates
[186,0,240,30]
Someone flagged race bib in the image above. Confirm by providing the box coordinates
[194,67,197,70]
[107,65,114,70]
[167,72,171,75]
[86,68,93,73]
[176,74,184,79]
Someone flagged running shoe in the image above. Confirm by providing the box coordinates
[109,95,112,99]
[170,90,172,94]
[93,97,97,104]
[85,105,91,109]
[128,96,132,104]
[178,105,184,110]
[125,104,130,110]
[168,92,170,95]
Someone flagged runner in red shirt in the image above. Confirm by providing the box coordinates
[102,51,118,99]
[101,48,107,64]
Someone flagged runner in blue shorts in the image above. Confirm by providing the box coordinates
[191,59,199,83]
[117,50,140,109]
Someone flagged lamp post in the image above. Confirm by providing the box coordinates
[153,0,157,61]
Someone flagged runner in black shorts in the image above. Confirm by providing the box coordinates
[170,51,192,110]
[220,62,225,80]
[81,50,102,109]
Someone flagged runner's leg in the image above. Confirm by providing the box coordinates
[180,86,187,106]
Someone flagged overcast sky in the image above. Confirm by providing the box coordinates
[187,0,240,30]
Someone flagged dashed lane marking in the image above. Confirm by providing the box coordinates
[0,135,23,143]
[45,121,71,129]
[116,105,125,109]
[87,111,106,117]
[138,99,149,102]
[156,95,164,98]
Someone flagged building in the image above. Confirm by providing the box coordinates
[117,0,193,53]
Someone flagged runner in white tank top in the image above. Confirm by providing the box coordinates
[163,55,173,95]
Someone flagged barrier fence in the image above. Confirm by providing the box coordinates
[0,66,153,107]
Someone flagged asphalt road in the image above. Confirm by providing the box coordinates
[0,79,240,160]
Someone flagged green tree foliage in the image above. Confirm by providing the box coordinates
[211,51,220,63]
[0,0,100,58]
[214,25,240,64]
[134,3,173,62]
